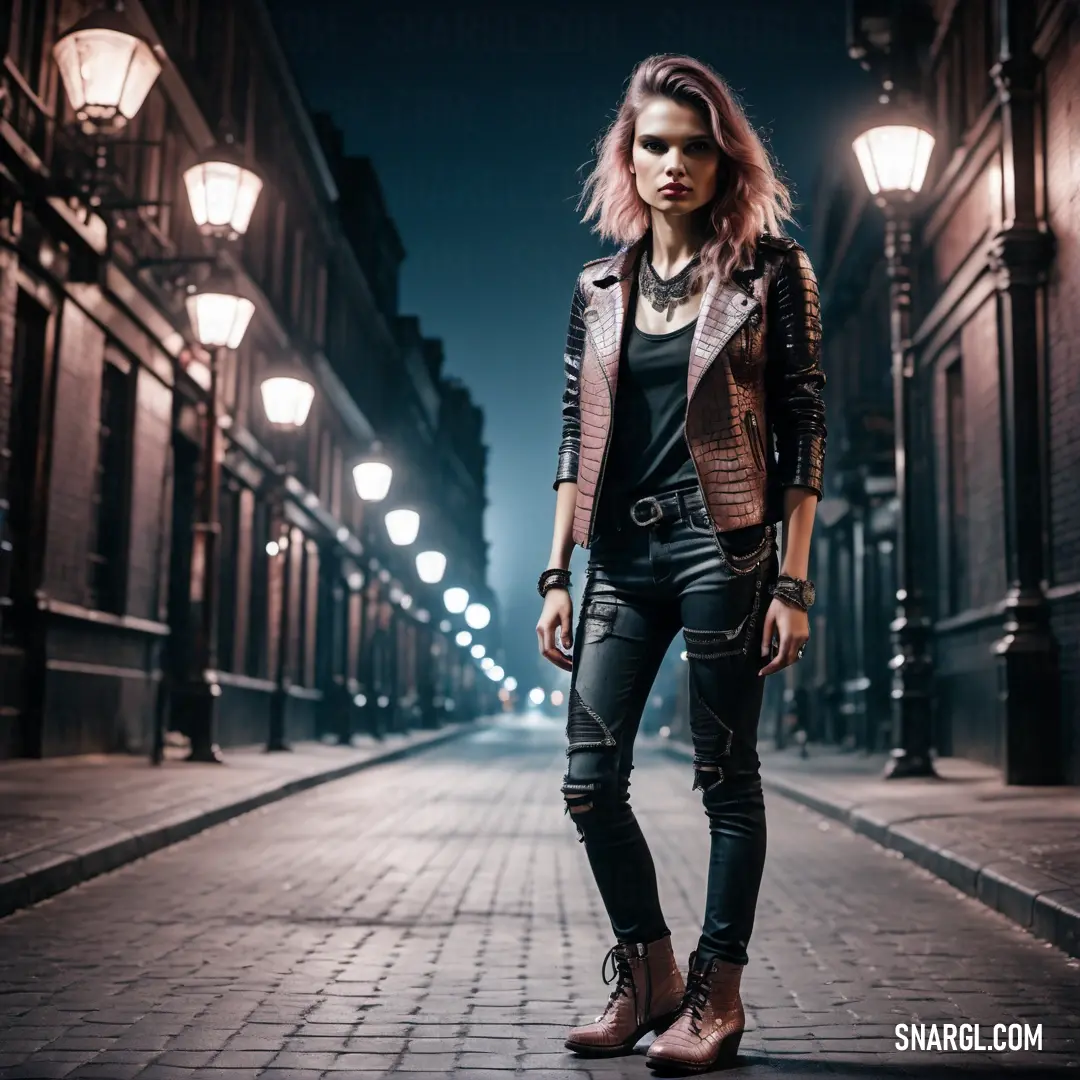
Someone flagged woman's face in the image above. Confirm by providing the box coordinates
[630,96,721,219]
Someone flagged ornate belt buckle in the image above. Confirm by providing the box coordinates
[630,496,663,527]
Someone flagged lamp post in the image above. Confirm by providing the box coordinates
[261,374,315,752]
[170,274,256,761]
[852,111,937,779]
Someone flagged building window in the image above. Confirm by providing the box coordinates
[88,351,135,613]
[1,291,49,645]
[944,358,969,614]
[11,0,48,94]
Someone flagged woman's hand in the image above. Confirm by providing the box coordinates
[758,598,809,677]
[536,589,574,671]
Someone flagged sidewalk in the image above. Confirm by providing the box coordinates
[0,723,477,919]
[658,736,1080,958]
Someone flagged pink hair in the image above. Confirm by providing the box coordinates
[578,53,795,287]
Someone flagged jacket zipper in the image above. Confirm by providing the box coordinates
[746,410,766,472]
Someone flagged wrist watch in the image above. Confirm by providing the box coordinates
[772,574,816,611]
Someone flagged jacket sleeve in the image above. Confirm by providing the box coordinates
[764,243,826,498]
[553,273,587,489]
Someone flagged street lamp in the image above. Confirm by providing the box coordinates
[53,6,161,134]
[183,144,264,240]
[260,376,315,427]
[852,106,937,779]
[185,272,255,350]
[488,666,504,682]
[504,676,517,692]
[470,644,485,659]
[444,587,469,614]
[385,507,420,546]
[481,657,494,671]
[260,369,315,752]
[465,602,490,630]
[455,630,472,646]
[353,448,393,501]
[415,550,446,584]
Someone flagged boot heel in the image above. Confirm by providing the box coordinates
[714,1028,743,1067]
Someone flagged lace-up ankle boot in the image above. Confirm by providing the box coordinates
[645,952,745,1073]
[565,935,685,1057]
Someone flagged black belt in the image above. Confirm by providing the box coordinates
[598,485,710,533]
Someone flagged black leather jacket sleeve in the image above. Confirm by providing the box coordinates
[764,243,827,498]
[553,273,587,488]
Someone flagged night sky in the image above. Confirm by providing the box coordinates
[265,0,875,693]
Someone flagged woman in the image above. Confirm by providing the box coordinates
[535,54,825,1073]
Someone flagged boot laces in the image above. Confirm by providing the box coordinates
[678,964,712,1035]
[600,945,636,1016]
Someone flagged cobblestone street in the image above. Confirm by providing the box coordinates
[1,717,1077,1079]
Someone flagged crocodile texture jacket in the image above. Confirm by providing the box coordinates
[553,232,826,549]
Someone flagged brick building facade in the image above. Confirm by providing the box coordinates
[0,0,497,758]
[802,0,1080,784]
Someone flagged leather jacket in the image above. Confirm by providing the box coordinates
[553,232,826,549]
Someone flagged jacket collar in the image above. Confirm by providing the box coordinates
[583,232,763,406]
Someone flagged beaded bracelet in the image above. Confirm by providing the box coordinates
[537,568,571,598]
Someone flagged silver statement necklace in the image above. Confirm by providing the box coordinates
[638,248,702,318]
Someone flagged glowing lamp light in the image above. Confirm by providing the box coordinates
[852,124,935,197]
[481,657,494,671]
[415,550,447,584]
[488,665,504,682]
[183,146,264,239]
[385,508,420,546]
[504,677,517,692]
[260,376,314,428]
[439,620,452,633]
[186,277,255,349]
[353,460,392,501]
[464,602,491,630]
[444,587,469,614]
[528,687,545,706]
[470,644,485,659]
[53,9,161,134]
[455,630,472,646]
[551,690,565,707]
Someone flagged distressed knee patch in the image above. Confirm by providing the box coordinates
[689,692,734,792]
[566,688,615,752]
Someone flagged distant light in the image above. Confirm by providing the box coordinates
[444,587,469,614]
[353,693,367,707]
[481,657,494,671]
[455,630,472,646]
[659,725,671,739]
[680,650,688,661]
[416,550,447,584]
[504,677,517,692]
[550,690,565,707]
[353,460,392,501]
[470,644,485,659]
[440,620,452,633]
[347,571,363,590]
[528,687,545,706]
[465,602,490,629]
[265,540,279,556]
[385,508,420,546]
[487,665,504,681]
[400,594,413,610]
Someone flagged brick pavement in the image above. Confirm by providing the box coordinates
[0,715,1077,1078]
[0,726,474,919]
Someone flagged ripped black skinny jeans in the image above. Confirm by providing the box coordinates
[562,485,778,967]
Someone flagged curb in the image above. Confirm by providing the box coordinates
[0,724,477,920]
[658,739,1080,959]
